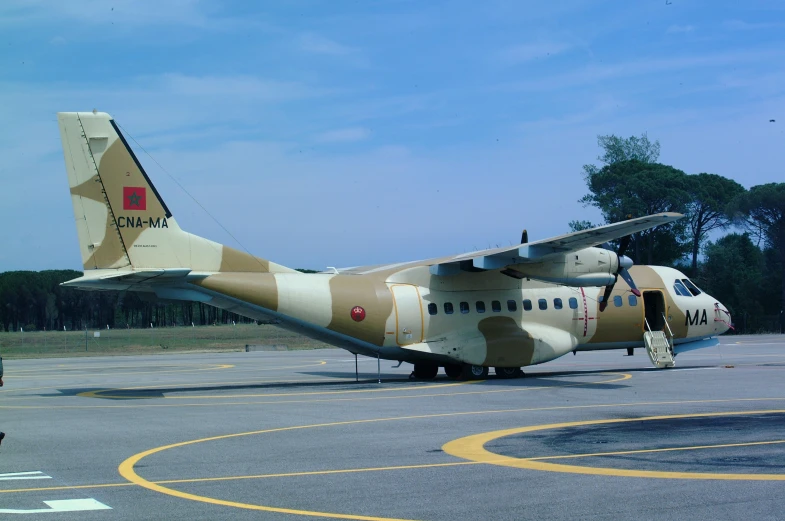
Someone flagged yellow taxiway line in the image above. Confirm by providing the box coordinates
[443,409,785,480]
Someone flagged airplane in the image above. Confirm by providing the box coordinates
[56,111,732,380]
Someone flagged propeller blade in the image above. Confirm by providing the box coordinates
[521,229,528,244]
[598,284,613,312]
[618,268,642,297]
[617,235,632,258]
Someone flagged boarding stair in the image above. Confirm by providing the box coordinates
[643,314,675,369]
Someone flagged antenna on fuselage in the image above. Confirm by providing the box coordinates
[521,229,528,244]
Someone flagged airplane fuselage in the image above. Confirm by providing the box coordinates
[188,263,728,368]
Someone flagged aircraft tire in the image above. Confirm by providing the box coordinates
[443,364,463,379]
[495,367,523,379]
[461,364,489,380]
[412,362,439,380]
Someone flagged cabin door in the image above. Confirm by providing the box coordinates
[643,291,666,331]
[390,285,424,345]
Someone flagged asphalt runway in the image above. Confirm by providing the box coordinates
[1,335,785,520]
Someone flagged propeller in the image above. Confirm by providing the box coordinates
[598,234,641,312]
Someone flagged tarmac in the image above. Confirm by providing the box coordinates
[1,334,784,520]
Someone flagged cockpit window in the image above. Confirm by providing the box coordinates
[673,280,692,297]
[681,279,702,296]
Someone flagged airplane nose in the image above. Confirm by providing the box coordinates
[714,302,733,333]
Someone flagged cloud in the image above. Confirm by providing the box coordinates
[496,41,572,65]
[159,74,322,102]
[723,20,785,31]
[666,24,695,34]
[496,48,785,92]
[315,127,370,143]
[0,0,215,26]
[299,33,356,56]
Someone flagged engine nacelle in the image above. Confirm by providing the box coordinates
[508,247,618,287]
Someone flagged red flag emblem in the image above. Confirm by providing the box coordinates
[123,187,147,210]
[350,306,366,322]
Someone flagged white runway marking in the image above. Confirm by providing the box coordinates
[0,498,112,514]
[0,471,51,481]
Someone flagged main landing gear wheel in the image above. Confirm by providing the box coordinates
[461,364,489,380]
[495,367,523,379]
[443,364,463,379]
[411,362,439,380]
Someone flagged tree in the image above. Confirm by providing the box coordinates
[699,233,765,332]
[568,220,596,232]
[732,183,785,332]
[580,160,691,265]
[582,133,661,179]
[685,173,746,273]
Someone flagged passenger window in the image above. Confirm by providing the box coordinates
[523,299,532,311]
[507,300,517,312]
[492,300,501,312]
[476,301,486,313]
[460,302,470,314]
[569,297,578,309]
[613,295,623,307]
[682,279,702,296]
[673,280,691,297]
[428,303,437,316]
[538,298,547,310]
[554,298,563,310]
[444,302,454,315]
[628,295,638,306]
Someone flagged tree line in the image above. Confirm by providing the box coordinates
[0,270,264,333]
[575,133,784,333]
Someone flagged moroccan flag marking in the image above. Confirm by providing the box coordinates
[123,187,147,210]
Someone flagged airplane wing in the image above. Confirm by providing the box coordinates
[427,212,683,275]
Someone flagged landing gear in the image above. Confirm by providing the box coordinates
[461,364,489,380]
[627,347,634,356]
[443,364,463,379]
[411,362,439,380]
[495,367,523,379]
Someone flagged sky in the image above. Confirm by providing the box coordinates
[1,0,783,271]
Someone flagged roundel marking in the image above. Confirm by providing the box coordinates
[350,306,366,322]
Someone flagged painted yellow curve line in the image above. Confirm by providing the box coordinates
[443,409,785,481]
[116,372,630,520]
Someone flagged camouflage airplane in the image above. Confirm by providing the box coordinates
[57,111,732,379]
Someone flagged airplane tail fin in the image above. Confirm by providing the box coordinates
[57,111,293,274]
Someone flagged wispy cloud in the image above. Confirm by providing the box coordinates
[159,74,322,102]
[299,33,356,56]
[667,24,695,34]
[0,0,214,26]
[497,48,785,92]
[315,127,370,143]
[724,20,785,31]
[496,41,572,65]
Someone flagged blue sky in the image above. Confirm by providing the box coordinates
[1,0,783,271]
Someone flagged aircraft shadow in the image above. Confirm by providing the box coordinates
[47,364,712,400]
